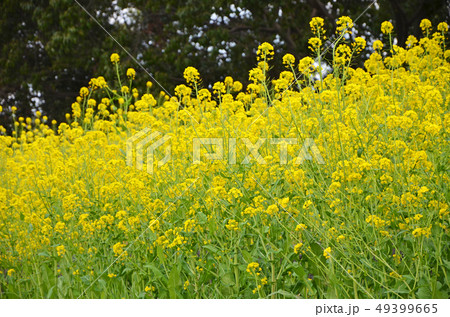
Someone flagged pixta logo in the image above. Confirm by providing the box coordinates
[126,127,171,174]
[192,137,325,165]
[126,128,324,175]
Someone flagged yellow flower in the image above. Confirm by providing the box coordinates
[198,88,211,101]
[256,42,274,61]
[308,37,322,52]
[334,44,352,65]
[294,243,303,254]
[228,187,243,200]
[389,271,401,279]
[56,245,66,257]
[95,76,107,88]
[121,86,129,94]
[225,219,239,231]
[372,40,383,51]
[295,223,307,231]
[54,221,66,233]
[116,210,128,219]
[310,17,325,36]
[87,99,96,107]
[132,88,139,99]
[246,262,260,273]
[222,76,233,87]
[146,81,153,88]
[110,53,120,63]
[414,214,423,221]
[336,16,353,35]
[249,67,265,83]
[126,68,136,79]
[352,37,366,53]
[183,280,190,290]
[113,242,127,257]
[323,247,332,259]
[7,269,15,277]
[80,87,89,97]
[265,204,279,215]
[437,22,448,33]
[406,35,418,47]
[282,53,295,67]
[298,56,315,74]
[174,84,192,98]
[108,273,117,278]
[302,200,313,210]
[213,81,226,94]
[232,81,243,92]
[412,226,432,238]
[381,21,394,34]
[420,19,432,33]
[183,66,200,85]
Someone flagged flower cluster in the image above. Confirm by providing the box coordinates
[0,17,448,299]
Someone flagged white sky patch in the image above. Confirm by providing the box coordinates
[374,0,380,10]
[273,34,285,46]
[209,12,221,24]
[28,84,44,110]
[108,0,141,26]
[26,40,44,50]
[237,7,252,19]
[190,5,253,65]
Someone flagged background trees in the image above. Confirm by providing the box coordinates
[0,0,448,127]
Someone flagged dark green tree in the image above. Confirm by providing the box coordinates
[0,0,448,129]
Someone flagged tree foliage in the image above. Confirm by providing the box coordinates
[0,0,448,126]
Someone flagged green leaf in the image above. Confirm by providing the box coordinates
[145,263,166,282]
[390,282,411,295]
[197,212,208,224]
[46,286,55,299]
[310,242,323,257]
[37,251,51,257]
[94,279,106,293]
[266,290,300,299]
[290,263,306,279]
[57,276,68,298]
[203,244,219,255]
[241,249,252,263]
[168,266,181,299]
[220,272,235,287]
[156,245,165,265]
[416,286,432,299]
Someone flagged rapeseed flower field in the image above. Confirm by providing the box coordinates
[0,18,449,299]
